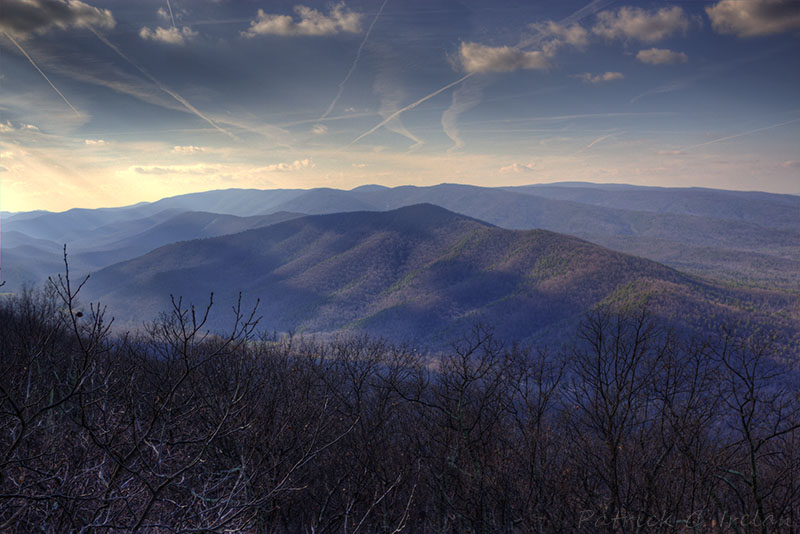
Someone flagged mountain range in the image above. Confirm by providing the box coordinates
[4,182,798,291]
[81,204,797,349]
[2,182,798,350]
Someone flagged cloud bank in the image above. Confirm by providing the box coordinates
[458,42,549,73]
[593,6,689,42]
[242,4,362,37]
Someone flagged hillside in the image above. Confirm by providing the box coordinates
[84,204,799,349]
[74,211,303,269]
[0,210,303,291]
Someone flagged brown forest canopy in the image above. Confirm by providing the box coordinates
[1,277,799,533]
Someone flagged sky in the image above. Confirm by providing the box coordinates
[1,0,799,212]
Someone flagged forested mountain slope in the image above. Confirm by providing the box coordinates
[84,204,799,350]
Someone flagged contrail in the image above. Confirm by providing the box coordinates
[578,132,617,152]
[630,82,687,104]
[88,27,235,139]
[166,0,177,28]
[3,32,81,117]
[442,78,486,151]
[282,111,376,127]
[320,0,388,121]
[683,118,800,151]
[561,0,614,25]
[349,73,474,146]
[465,111,674,125]
[349,0,612,146]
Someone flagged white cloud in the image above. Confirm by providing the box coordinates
[458,42,549,74]
[172,145,205,154]
[0,0,115,38]
[84,139,106,145]
[636,48,688,64]
[658,149,684,155]
[499,162,536,173]
[139,25,197,45]
[0,121,40,132]
[311,124,328,135]
[259,159,315,172]
[706,0,800,37]
[529,20,589,56]
[242,3,362,37]
[134,164,216,175]
[575,71,625,83]
[593,6,690,42]
[783,160,800,168]
[157,7,169,21]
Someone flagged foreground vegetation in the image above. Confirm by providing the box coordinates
[1,271,799,533]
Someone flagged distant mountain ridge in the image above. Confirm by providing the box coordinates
[83,204,799,350]
[505,184,800,230]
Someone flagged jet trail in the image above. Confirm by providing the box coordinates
[579,132,616,152]
[3,32,80,117]
[683,117,800,151]
[464,111,674,125]
[88,27,235,139]
[320,0,388,121]
[560,0,613,26]
[349,73,474,146]
[349,0,614,146]
[166,0,177,28]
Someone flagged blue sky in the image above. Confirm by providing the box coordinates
[1,0,799,211]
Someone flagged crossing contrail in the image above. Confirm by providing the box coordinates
[349,0,614,146]
[3,32,81,117]
[320,0,388,121]
[349,73,473,146]
[88,27,235,139]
